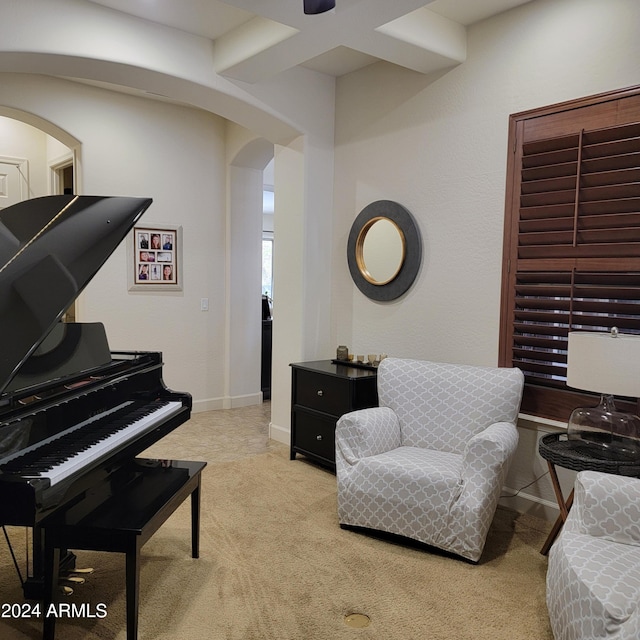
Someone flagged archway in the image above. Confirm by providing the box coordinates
[227,137,274,407]
[0,108,80,317]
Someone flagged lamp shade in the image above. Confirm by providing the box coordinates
[567,331,640,398]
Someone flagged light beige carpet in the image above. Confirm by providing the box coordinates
[1,444,553,640]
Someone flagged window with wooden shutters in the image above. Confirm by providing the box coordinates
[499,87,640,422]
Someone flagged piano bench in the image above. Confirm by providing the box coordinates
[41,458,206,640]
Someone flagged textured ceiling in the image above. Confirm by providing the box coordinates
[85,0,533,82]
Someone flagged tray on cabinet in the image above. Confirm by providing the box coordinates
[331,359,378,371]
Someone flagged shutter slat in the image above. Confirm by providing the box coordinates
[519,203,576,220]
[521,175,576,194]
[572,299,640,316]
[514,309,571,324]
[522,134,580,156]
[520,189,575,207]
[581,167,640,187]
[520,213,640,233]
[581,197,640,215]
[580,212,640,229]
[515,296,571,311]
[514,322,569,337]
[522,161,578,182]
[583,122,640,145]
[582,137,640,160]
[580,183,640,202]
[513,335,568,350]
[518,230,574,246]
[522,148,578,168]
[582,152,640,174]
[513,347,567,366]
[569,315,640,331]
[518,243,640,259]
[576,227,640,244]
[520,217,574,233]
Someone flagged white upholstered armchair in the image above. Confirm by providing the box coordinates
[335,357,524,562]
[546,471,640,640]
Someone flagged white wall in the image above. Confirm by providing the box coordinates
[331,0,640,517]
[80,88,229,408]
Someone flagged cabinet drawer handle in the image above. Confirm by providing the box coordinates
[317,390,324,396]
[316,434,323,440]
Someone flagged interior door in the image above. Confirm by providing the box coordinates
[0,158,29,209]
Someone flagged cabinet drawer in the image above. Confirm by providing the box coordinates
[294,369,351,416]
[292,410,336,462]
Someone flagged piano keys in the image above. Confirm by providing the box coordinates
[0,400,183,487]
[0,196,192,599]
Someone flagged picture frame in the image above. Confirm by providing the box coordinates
[127,223,183,291]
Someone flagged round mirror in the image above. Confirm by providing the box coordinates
[347,200,422,302]
[356,217,406,285]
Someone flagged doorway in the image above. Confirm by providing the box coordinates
[52,158,76,321]
[0,156,30,209]
[50,155,75,196]
[261,160,274,399]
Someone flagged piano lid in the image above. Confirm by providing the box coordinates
[0,195,152,394]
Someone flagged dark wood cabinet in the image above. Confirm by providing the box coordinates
[290,360,378,470]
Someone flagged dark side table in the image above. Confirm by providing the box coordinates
[538,433,640,554]
[290,360,378,470]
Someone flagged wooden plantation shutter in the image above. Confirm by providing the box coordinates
[500,87,640,421]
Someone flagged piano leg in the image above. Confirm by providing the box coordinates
[42,531,59,640]
[191,479,201,559]
[126,540,143,640]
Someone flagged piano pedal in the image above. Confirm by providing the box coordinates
[60,576,86,585]
[67,567,94,575]
[59,585,74,596]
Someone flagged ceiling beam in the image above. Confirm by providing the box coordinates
[215,1,466,83]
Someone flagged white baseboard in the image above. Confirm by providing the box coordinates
[192,393,263,413]
[269,422,290,446]
[227,393,263,409]
[192,398,225,412]
[499,488,559,523]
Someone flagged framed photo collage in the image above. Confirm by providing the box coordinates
[134,226,178,286]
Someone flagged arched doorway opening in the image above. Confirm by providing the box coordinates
[0,110,79,317]
[227,137,274,407]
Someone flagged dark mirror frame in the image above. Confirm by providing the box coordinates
[347,200,422,301]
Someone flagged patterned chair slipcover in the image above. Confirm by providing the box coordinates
[335,357,524,562]
[547,471,640,640]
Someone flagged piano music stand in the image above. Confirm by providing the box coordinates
[41,459,206,640]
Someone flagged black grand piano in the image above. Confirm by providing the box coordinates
[0,195,192,599]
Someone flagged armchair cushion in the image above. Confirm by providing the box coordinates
[572,470,640,546]
[378,358,523,454]
[337,446,462,545]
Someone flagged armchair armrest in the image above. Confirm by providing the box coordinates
[335,407,401,465]
[571,470,640,545]
[445,422,519,559]
[460,422,519,495]
[462,422,519,476]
